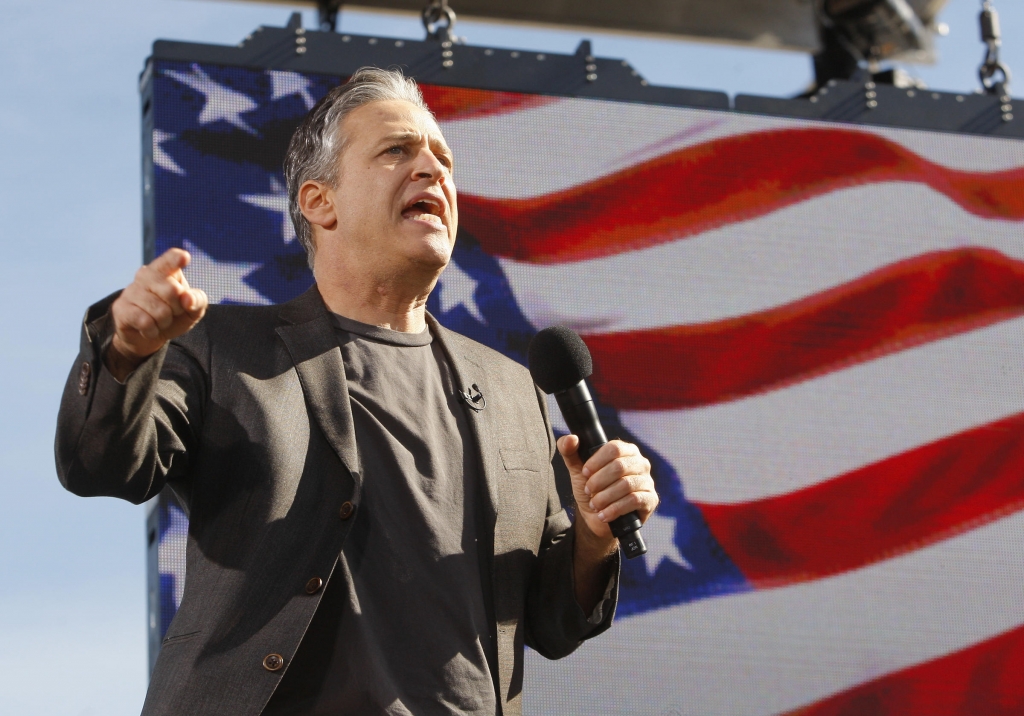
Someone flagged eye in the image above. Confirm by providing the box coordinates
[386,145,406,156]
[433,152,453,171]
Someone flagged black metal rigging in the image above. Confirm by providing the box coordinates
[979,0,1011,96]
[316,0,343,33]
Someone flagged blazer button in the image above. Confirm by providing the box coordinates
[78,361,92,396]
[263,653,285,672]
[305,577,324,594]
[339,501,356,520]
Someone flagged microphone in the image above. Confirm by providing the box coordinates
[458,383,486,412]
[528,326,647,559]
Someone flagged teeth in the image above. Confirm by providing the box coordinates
[406,196,443,220]
[414,198,441,214]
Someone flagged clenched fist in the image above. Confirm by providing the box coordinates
[557,436,658,541]
[106,248,209,381]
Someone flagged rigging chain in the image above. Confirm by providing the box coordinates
[979,0,1011,95]
[422,0,458,43]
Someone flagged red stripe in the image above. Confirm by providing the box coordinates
[458,127,1024,264]
[787,623,1024,716]
[700,412,1024,588]
[586,248,1024,411]
[421,85,554,122]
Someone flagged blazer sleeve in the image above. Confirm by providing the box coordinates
[523,385,620,660]
[54,292,207,509]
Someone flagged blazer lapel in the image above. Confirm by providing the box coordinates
[275,286,362,488]
[428,314,500,526]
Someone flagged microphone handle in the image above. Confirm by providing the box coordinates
[555,383,647,559]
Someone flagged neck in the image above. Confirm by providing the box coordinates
[314,258,440,333]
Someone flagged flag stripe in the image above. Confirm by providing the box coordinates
[421,85,555,122]
[701,411,1024,586]
[498,184,1024,333]
[586,248,1024,411]
[524,509,1024,716]
[788,623,1024,716]
[459,128,1024,264]
[621,315,1024,504]
[441,103,1024,200]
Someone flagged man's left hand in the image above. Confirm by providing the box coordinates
[557,436,659,542]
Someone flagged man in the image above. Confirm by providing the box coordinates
[56,67,659,715]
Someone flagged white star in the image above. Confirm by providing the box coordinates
[164,64,258,135]
[152,130,185,175]
[182,239,271,306]
[640,511,691,577]
[240,176,295,243]
[438,260,485,323]
[268,70,317,110]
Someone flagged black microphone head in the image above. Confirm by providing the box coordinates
[528,326,593,394]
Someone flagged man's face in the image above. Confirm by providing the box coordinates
[327,99,457,273]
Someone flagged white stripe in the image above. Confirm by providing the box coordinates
[620,316,1024,505]
[445,100,756,198]
[873,123,1024,173]
[498,183,1024,334]
[524,509,1024,716]
[443,100,1024,199]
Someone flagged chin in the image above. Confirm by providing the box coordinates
[404,226,455,269]
[406,243,452,275]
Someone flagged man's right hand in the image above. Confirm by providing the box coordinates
[106,248,209,381]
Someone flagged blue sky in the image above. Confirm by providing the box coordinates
[0,0,1020,713]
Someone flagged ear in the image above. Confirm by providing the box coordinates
[298,180,338,231]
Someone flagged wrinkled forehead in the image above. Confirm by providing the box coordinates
[346,98,451,155]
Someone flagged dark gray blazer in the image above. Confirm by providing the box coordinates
[55,285,616,716]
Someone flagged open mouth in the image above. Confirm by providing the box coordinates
[402,196,445,225]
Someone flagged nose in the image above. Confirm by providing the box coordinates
[411,147,448,182]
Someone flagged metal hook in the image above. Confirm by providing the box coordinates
[979,0,1012,95]
[422,1,457,43]
[317,0,342,33]
[980,61,1011,92]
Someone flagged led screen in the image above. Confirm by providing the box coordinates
[150,59,1024,714]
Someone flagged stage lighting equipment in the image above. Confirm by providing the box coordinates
[821,0,930,62]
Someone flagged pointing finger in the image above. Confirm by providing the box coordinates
[150,248,190,277]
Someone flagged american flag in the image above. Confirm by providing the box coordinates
[150,59,1024,714]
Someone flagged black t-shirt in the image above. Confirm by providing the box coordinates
[264,314,496,715]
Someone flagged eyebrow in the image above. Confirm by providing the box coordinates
[380,131,420,144]
[380,131,454,163]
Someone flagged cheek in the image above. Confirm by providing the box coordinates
[447,190,458,228]
[338,171,396,223]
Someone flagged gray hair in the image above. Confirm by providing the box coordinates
[284,66,431,268]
